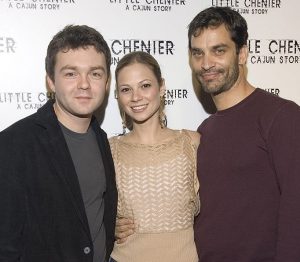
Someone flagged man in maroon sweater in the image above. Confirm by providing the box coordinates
[188,6,300,262]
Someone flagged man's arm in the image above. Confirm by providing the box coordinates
[268,102,300,261]
[0,133,25,261]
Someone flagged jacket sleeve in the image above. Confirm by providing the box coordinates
[268,102,300,261]
[98,130,118,260]
[0,131,26,261]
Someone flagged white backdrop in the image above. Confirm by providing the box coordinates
[1,0,299,137]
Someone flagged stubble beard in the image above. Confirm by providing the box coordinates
[196,60,240,97]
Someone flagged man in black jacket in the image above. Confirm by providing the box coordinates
[0,25,117,262]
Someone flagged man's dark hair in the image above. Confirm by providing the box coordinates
[188,7,248,53]
[45,25,111,81]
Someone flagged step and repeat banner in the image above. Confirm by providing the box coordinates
[0,0,299,136]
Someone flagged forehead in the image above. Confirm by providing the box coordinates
[55,46,106,70]
[117,62,159,86]
[119,62,154,78]
[191,24,234,48]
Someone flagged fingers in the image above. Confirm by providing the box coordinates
[115,217,135,242]
[116,217,134,226]
[116,218,135,233]
[116,228,134,238]
[116,237,127,244]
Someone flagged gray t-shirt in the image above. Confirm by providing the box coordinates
[61,124,106,262]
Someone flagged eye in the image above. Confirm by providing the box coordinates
[191,49,203,58]
[64,71,77,78]
[90,70,104,80]
[119,86,131,93]
[215,48,225,56]
[141,83,151,88]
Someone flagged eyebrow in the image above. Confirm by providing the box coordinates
[118,79,152,88]
[190,47,201,52]
[191,43,229,52]
[138,78,152,84]
[212,43,229,50]
[60,65,106,73]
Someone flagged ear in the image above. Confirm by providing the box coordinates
[105,75,111,92]
[46,75,56,93]
[238,45,248,65]
[159,78,166,97]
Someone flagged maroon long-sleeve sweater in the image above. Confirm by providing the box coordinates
[195,88,300,262]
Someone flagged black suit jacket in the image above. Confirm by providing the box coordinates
[0,100,117,262]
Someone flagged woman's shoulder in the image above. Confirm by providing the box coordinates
[108,135,117,144]
[108,135,124,150]
[181,129,201,148]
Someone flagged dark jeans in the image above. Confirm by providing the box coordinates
[108,257,117,262]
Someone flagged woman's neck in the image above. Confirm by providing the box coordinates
[126,121,173,145]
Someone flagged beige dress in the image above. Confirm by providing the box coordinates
[109,130,200,262]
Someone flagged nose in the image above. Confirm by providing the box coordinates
[79,74,90,90]
[131,88,142,101]
[201,54,215,71]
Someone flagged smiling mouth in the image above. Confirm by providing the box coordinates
[201,72,220,81]
[131,104,147,112]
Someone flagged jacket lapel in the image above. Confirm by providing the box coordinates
[35,100,91,237]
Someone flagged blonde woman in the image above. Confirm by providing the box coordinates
[109,51,200,262]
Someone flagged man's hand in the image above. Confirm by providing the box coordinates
[115,217,135,244]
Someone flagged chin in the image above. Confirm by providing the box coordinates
[202,86,220,95]
[73,111,93,118]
